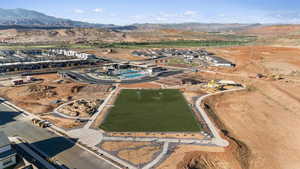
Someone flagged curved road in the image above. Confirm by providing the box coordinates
[195,87,246,146]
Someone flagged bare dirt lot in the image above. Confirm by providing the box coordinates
[174,45,300,169]
[101,141,152,152]
[118,145,161,165]
[41,114,83,129]
[0,73,111,114]
[100,141,161,166]
[209,46,300,76]
[158,144,242,169]
[205,80,300,169]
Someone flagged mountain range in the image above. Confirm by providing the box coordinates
[0,8,113,28]
[0,8,261,32]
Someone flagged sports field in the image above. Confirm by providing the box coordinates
[100,89,202,132]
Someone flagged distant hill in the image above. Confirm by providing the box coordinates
[132,23,262,32]
[0,8,262,32]
[0,8,114,28]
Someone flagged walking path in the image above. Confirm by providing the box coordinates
[102,136,212,145]
[142,142,169,169]
[84,86,118,129]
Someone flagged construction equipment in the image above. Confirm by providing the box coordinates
[270,74,283,80]
[31,118,41,125]
[31,118,51,128]
[207,80,221,89]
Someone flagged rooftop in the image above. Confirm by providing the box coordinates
[0,131,10,148]
[0,149,15,160]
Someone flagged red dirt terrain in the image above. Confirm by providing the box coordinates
[204,79,300,169]
[244,25,300,36]
[177,45,300,169]
[0,74,111,114]
[241,25,300,46]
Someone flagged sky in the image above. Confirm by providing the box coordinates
[1,0,300,25]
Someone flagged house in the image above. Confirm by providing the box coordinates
[0,132,16,169]
[209,56,235,67]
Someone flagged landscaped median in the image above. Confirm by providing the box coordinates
[100,89,202,132]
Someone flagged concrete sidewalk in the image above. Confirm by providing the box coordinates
[84,86,118,129]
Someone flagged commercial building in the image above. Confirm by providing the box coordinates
[0,132,16,169]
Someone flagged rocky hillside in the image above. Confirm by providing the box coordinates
[0,8,109,27]
[0,28,127,43]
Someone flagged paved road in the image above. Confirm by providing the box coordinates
[0,103,117,169]
[194,87,246,147]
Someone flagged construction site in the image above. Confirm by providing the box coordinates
[0,73,113,129]
[1,29,300,169]
[56,99,103,118]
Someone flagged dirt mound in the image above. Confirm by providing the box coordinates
[58,99,101,117]
[175,136,247,169]
[157,144,242,169]
[181,153,232,169]
[27,84,57,98]
[71,85,85,93]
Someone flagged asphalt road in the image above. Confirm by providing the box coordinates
[0,103,117,169]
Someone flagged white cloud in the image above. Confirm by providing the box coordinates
[93,8,103,13]
[183,10,198,16]
[129,11,202,23]
[74,9,84,14]
[154,17,168,22]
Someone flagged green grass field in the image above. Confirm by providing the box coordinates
[96,40,251,49]
[100,89,202,132]
[167,57,199,67]
[0,36,256,50]
[0,44,94,50]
